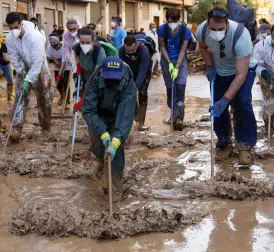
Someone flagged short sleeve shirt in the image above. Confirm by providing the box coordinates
[158,23,192,59]
[196,20,257,76]
[112,27,127,49]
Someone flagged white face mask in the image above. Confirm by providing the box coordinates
[11,28,21,37]
[111,22,117,28]
[152,28,157,32]
[70,31,77,37]
[80,44,93,54]
[209,30,226,41]
[168,23,178,31]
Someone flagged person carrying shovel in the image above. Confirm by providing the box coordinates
[5,12,52,143]
[196,7,257,165]
[82,56,137,201]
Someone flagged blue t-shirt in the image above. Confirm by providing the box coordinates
[158,23,192,59]
[113,27,127,49]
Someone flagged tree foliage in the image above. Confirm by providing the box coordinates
[187,0,254,24]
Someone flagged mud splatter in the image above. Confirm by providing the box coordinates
[10,202,222,240]
[131,131,197,148]
[0,151,101,179]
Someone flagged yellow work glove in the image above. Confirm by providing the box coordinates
[100,132,111,146]
[171,68,179,81]
[169,63,174,75]
[105,137,121,160]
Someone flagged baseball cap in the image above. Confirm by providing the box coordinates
[102,56,124,80]
[259,23,269,32]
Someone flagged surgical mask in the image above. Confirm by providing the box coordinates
[111,22,117,28]
[51,44,58,50]
[105,79,120,89]
[152,28,157,33]
[210,30,226,41]
[80,44,93,54]
[168,23,178,31]
[70,31,77,37]
[11,28,21,37]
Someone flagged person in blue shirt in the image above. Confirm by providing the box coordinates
[158,8,192,130]
[111,16,127,49]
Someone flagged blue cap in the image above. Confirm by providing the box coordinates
[102,56,124,80]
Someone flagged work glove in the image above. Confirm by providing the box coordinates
[169,63,174,75]
[205,65,216,82]
[23,80,30,91]
[261,69,274,84]
[105,137,121,160]
[73,97,83,112]
[56,74,62,81]
[100,132,111,147]
[209,97,230,117]
[21,68,27,77]
[171,68,179,81]
[76,63,82,76]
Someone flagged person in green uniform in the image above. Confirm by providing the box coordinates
[82,56,137,200]
[73,27,106,110]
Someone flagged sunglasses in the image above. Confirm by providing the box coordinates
[220,42,225,58]
[208,9,228,19]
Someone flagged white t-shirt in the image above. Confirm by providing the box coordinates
[46,44,70,71]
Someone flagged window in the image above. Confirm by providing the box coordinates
[142,3,149,20]
[2,3,10,31]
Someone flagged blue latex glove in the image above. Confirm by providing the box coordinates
[23,80,30,91]
[261,69,274,84]
[206,65,216,82]
[209,97,230,117]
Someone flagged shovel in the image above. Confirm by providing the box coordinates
[104,145,113,216]
[210,77,215,178]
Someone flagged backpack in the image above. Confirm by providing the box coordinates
[164,22,197,52]
[227,0,257,42]
[75,41,118,65]
[135,34,156,57]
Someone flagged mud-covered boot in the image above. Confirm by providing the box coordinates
[112,177,128,202]
[215,144,233,162]
[174,104,185,131]
[138,104,150,131]
[237,143,253,165]
[7,84,13,101]
[57,91,65,105]
[8,127,22,143]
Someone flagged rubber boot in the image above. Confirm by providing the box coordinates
[57,91,64,105]
[138,104,150,131]
[237,142,253,166]
[7,84,13,101]
[174,103,185,131]
[8,127,22,143]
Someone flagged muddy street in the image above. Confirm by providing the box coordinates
[0,73,274,252]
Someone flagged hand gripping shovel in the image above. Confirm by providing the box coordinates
[4,88,23,151]
[71,75,81,158]
[210,77,215,178]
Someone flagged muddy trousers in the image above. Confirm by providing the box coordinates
[54,70,70,93]
[136,60,153,106]
[13,73,52,130]
[88,124,125,179]
[213,67,257,149]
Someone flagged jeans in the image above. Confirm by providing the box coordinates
[54,70,70,93]
[138,59,152,105]
[213,67,257,148]
[0,64,13,84]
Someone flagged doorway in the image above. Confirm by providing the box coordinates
[153,16,159,28]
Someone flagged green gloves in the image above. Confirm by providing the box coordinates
[169,63,174,75]
[21,68,27,77]
[23,80,30,91]
[100,132,111,146]
[171,68,179,81]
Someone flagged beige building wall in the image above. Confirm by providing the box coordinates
[0,0,15,34]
